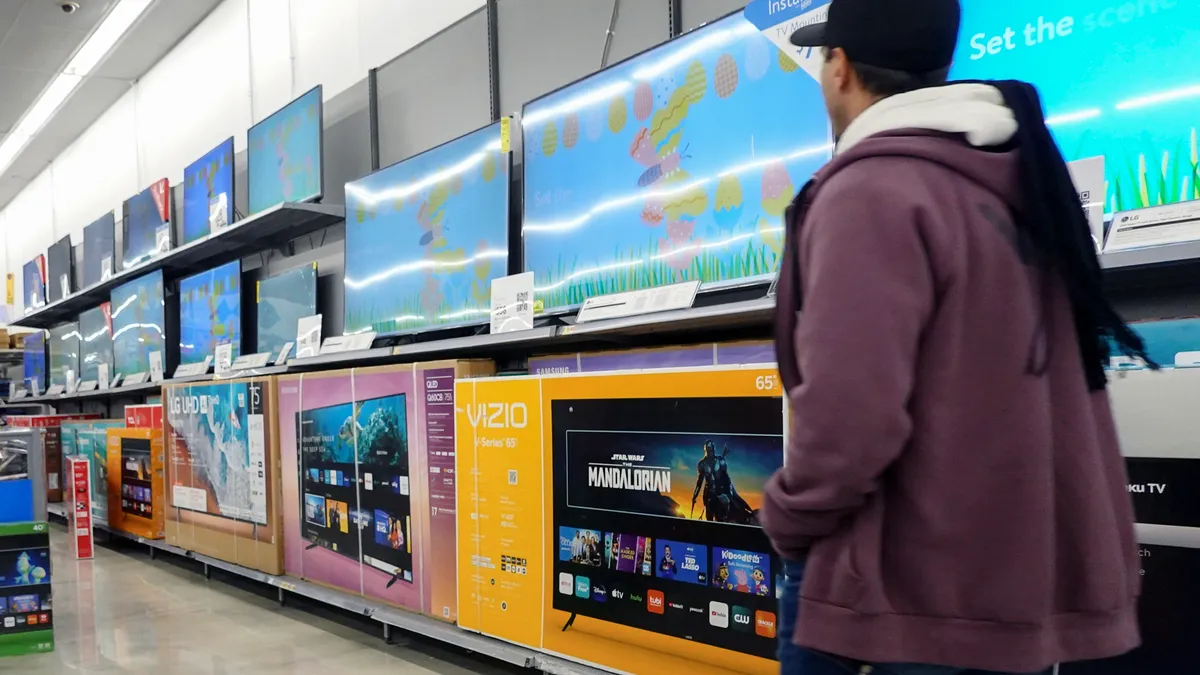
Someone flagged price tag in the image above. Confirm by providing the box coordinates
[173,355,212,379]
[209,192,229,232]
[100,256,113,281]
[77,380,98,393]
[296,315,322,359]
[155,224,171,253]
[108,372,123,389]
[149,351,164,382]
[124,372,149,386]
[576,280,700,323]
[319,336,352,354]
[11,388,28,400]
[347,331,376,352]
[65,366,76,393]
[60,274,71,298]
[1067,156,1106,249]
[45,384,65,397]
[214,343,234,376]
[490,272,535,334]
[30,377,40,396]
[229,352,271,373]
[274,342,294,365]
[97,364,110,391]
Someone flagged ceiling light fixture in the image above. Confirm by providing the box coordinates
[0,0,153,175]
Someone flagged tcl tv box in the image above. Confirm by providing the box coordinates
[106,428,165,540]
[163,377,284,575]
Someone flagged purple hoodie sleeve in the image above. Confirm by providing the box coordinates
[761,166,934,560]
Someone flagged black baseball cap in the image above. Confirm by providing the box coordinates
[790,0,962,73]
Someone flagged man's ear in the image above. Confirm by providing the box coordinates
[828,47,852,93]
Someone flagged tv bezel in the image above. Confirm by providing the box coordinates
[246,84,325,215]
[109,268,166,377]
[255,262,318,360]
[21,256,46,312]
[177,259,243,368]
[342,118,512,338]
[78,302,113,384]
[181,136,237,245]
[121,178,172,270]
[46,321,80,389]
[46,234,74,303]
[82,211,116,287]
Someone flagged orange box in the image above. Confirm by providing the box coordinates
[106,427,165,540]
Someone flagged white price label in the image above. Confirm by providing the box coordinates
[149,351,164,382]
[490,272,535,334]
[97,364,110,391]
[214,343,234,375]
[274,342,294,365]
[155,224,171,253]
[296,315,322,359]
[100,256,113,281]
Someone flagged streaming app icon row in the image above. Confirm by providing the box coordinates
[557,572,776,638]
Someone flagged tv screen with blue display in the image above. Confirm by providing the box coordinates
[82,212,115,287]
[22,332,45,392]
[522,14,829,314]
[182,137,235,245]
[948,0,1200,214]
[257,263,316,361]
[122,179,171,270]
[21,256,46,314]
[247,85,323,215]
[79,303,113,384]
[47,322,80,388]
[178,260,241,366]
[110,269,165,376]
[344,121,509,335]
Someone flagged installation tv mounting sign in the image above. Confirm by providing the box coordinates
[743,0,832,80]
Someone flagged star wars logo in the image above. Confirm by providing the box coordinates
[168,392,217,415]
[587,464,671,493]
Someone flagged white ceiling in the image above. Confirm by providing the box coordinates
[0,0,223,209]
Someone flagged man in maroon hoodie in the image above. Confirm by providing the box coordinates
[763,0,1148,673]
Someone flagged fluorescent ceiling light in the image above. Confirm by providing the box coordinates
[0,0,153,175]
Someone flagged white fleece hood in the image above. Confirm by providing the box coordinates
[835,84,1019,156]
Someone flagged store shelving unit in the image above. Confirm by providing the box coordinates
[44,505,603,675]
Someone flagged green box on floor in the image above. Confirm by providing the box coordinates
[0,522,54,657]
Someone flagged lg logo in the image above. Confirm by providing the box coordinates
[466,402,528,429]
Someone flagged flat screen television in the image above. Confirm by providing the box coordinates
[122,179,171,270]
[46,235,74,303]
[47,322,80,388]
[256,263,317,361]
[247,85,323,215]
[949,0,1200,214]
[344,121,509,336]
[79,303,113,384]
[22,332,45,393]
[178,260,241,366]
[182,137,235,244]
[110,269,165,377]
[21,256,46,314]
[82,212,116,287]
[521,14,830,314]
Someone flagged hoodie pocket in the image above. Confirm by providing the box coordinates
[801,526,867,611]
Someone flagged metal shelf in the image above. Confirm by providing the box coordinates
[44,513,608,675]
[13,202,345,329]
[0,349,23,365]
[1101,241,1200,271]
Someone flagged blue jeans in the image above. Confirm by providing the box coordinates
[778,559,1053,675]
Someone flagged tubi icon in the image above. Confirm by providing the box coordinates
[647,590,665,614]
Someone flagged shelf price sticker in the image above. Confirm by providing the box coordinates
[490,272,534,335]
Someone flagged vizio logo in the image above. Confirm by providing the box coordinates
[466,402,528,429]
[732,605,752,632]
[709,601,730,628]
[558,573,574,595]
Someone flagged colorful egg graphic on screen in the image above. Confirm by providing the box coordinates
[542,122,558,157]
[584,105,605,142]
[758,217,785,256]
[745,39,770,81]
[655,75,677,108]
[761,161,794,218]
[634,82,654,121]
[475,240,492,281]
[563,113,580,149]
[778,47,799,73]
[608,96,627,134]
[713,175,744,229]
[714,54,739,99]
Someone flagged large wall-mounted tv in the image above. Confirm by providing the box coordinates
[178,260,241,366]
[21,256,46,314]
[344,121,509,336]
[82,212,116,287]
[949,0,1200,214]
[256,263,317,362]
[79,303,113,384]
[47,322,80,388]
[110,269,165,377]
[47,235,74,303]
[247,85,323,215]
[22,332,45,392]
[122,179,171,269]
[521,14,830,314]
[182,137,235,245]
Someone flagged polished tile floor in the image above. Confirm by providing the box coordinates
[9,530,516,674]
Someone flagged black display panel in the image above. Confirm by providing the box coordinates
[552,396,783,659]
[78,303,113,384]
[82,212,116,287]
[46,235,73,303]
[1125,458,1200,528]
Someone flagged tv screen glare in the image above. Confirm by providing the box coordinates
[182,137,235,245]
[178,260,241,366]
[22,332,45,392]
[247,85,323,215]
[47,235,74,303]
[110,269,165,376]
[256,263,317,361]
[82,212,116,287]
[22,256,46,313]
[344,121,509,336]
[122,179,171,269]
[47,322,81,388]
[79,303,113,384]
[521,14,830,314]
[950,0,1200,215]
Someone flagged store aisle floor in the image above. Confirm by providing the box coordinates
[9,529,516,674]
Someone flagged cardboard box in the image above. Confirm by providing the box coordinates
[124,403,163,429]
[106,427,165,540]
[8,414,102,503]
[529,340,775,375]
[9,333,25,349]
[61,419,126,525]
[161,377,283,575]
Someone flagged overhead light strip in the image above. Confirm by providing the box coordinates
[0,0,153,173]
